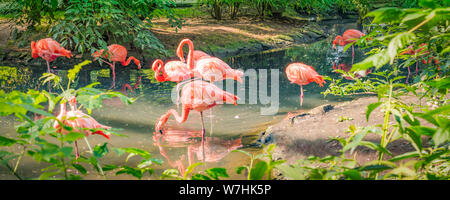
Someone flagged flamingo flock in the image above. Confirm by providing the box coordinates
[32,28,389,159]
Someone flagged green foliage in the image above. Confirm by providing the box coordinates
[48,0,179,56]
[290,0,370,17]
[291,0,335,16]
[3,0,182,56]
[0,61,159,180]
[354,1,449,72]
[6,0,60,26]
[200,0,224,20]
[299,0,450,180]
[233,144,285,180]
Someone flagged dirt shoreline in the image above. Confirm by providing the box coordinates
[0,17,357,66]
[256,95,426,166]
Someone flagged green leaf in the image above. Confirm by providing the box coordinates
[387,32,416,64]
[343,170,363,180]
[366,7,405,24]
[389,151,420,162]
[352,49,390,71]
[60,146,73,157]
[17,104,53,117]
[342,127,374,154]
[93,142,109,158]
[102,164,119,171]
[360,141,392,156]
[113,147,151,159]
[425,77,450,90]
[205,168,229,180]
[366,102,382,122]
[72,164,87,175]
[432,126,449,147]
[249,161,268,180]
[276,164,306,180]
[0,135,17,146]
[419,0,440,9]
[161,169,180,179]
[408,126,436,136]
[191,174,212,180]
[116,166,143,179]
[63,132,85,142]
[232,149,252,157]
[184,162,203,179]
[405,129,423,151]
[39,171,60,180]
[236,166,247,174]
[356,164,394,172]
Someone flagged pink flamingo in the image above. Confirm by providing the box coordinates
[31,38,73,73]
[53,96,111,159]
[285,63,326,107]
[31,38,72,92]
[155,80,239,151]
[176,38,243,83]
[176,40,210,66]
[92,44,142,88]
[333,29,365,64]
[399,43,433,83]
[151,59,194,83]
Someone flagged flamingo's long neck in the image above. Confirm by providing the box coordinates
[176,40,187,62]
[152,60,166,82]
[155,107,191,132]
[59,102,67,116]
[121,56,140,68]
[336,35,344,46]
[184,40,195,70]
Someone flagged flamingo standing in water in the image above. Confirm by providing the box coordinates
[155,80,239,152]
[92,44,142,88]
[285,63,326,107]
[151,59,194,83]
[176,38,243,83]
[53,96,111,159]
[333,29,365,64]
[175,39,243,135]
[31,38,73,73]
[31,38,73,92]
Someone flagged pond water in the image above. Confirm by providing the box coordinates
[0,24,366,179]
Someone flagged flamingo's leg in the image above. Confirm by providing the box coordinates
[406,66,411,83]
[300,85,304,107]
[109,62,116,89]
[209,108,213,137]
[99,58,113,66]
[352,45,355,65]
[415,60,419,75]
[74,141,79,160]
[46,61,52,93]
[200,111,206,163]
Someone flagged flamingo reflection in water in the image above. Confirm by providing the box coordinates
[332,61,372,80]
[102,75,141,107]
[153,127,242,175]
